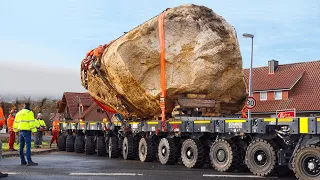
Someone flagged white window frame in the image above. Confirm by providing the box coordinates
[260,91,267,101]
[275,91,282,100]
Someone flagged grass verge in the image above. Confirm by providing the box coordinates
[2,141,49,151]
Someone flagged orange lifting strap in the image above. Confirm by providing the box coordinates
[158,11,167,131]
[241,105,248,118]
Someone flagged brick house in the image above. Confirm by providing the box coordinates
[243,60,320,118]
[57,92,112,122]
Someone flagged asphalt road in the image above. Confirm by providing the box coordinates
[0,152,297,180]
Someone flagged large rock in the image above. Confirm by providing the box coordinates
[85,4,246,118]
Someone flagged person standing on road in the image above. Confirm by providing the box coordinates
[0,98,9,178]
[13,102,38,166]
[34,113,46,148]
[7,109,17,151]
[50,119,60,148]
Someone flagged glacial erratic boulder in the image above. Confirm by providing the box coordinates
[84,4,246,118]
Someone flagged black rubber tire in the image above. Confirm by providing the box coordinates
[58,134,66,151]
[122,136,138,160]
[75,135,85,153]
[96,136,106,156]
[245,138,277,177]
[292,145,320,180]
[139,137,156,162]
[181,139,205,168]
[275,166,294,177]
[158,138,179,165]
[66,134,75,152]
[234,139,249,172]
[209,139,243,172]
[85,136,95,155]
[109,136,119,158]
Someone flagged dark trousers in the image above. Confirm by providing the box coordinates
[19,131,33,163]
[8,131,15,150]
[34,131,43,147]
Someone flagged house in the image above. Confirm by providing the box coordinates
[49,112,61,121]
[243,59,320,118]
[57,92,113,122]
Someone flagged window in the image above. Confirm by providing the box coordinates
[275,91,282,100]
[260,92,267,101]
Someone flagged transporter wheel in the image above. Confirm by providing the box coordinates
[139,137,156,162]
[293,145,320,180]
[85,136,95,155]
[245,138,276,177]
[123,136,138,160]
[158,138,179,165]
[66,134,75,152]
[209,139,242,172]
[75,134,85,153]
[58,134,66,151]
[181,139,205,168]
[96,136,106,156]
[109,136,119,158]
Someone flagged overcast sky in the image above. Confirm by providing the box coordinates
[0,0,319,98]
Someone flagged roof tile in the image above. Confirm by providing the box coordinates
[61,92,93,118]
[244,60,320,113]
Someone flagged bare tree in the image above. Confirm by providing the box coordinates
[15,97,19,110]
[39,97,47,113]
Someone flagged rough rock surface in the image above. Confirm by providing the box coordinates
[85,4,246,118]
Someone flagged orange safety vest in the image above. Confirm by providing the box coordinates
[52,120,60,132]
[7,114,15,131]
[0,107,6,128]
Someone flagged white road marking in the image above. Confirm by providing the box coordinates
[69,173,143,176]
[3,172,17,175]
[203,174,278,178]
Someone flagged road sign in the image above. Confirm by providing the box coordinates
[276,109,296,118]
[246,96,256,109]
[277,111,295,118]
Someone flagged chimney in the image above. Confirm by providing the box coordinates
[268,59,278,74]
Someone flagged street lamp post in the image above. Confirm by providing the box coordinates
[243,33,254,119]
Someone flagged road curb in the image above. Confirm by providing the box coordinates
[2,148,58,158]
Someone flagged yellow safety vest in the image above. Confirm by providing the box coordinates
[38,119,46,127]
[13,109,37,133]
[35,119,40,128]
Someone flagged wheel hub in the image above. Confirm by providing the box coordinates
[303,156,320,176]
[217,149,226,162]
[141,145,145,155]
[187,150,191,156]
[254,150,267,166]
[308,162,315,170]
[124,144,127,152]
[161,146,166,156]
[186,147,193,159]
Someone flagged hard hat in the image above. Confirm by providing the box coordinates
[37,113,42,118]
